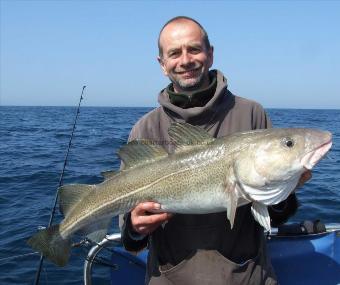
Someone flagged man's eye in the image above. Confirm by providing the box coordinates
[189,48,201,54]
[169,51,180,58]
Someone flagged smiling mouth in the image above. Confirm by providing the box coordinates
[175,67,201,75]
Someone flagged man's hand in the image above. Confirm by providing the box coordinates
[297,169,312,188]
[131,202,173,235]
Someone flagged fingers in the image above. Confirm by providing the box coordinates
[133,202,161,215]
[135,214,170,235]
[297,170,312,188]
[131,202,173,235]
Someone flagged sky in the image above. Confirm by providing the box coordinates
[1,0,340,109]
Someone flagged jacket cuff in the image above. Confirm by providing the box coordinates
[269,193,299,227]
[121,212,148,251]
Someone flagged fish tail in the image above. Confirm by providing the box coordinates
[27,224,71,267]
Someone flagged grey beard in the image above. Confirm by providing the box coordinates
[174,72,206,91]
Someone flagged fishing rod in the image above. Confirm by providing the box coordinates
[33,86,86,285]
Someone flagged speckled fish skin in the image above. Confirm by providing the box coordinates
[60,127,332,235]
[27,124,332,266]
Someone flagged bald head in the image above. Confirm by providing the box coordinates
[158,16,211,58]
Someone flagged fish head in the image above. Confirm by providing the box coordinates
[234,128,332,205]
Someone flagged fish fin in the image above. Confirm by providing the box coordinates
[101,170,118,180]
[58,184,95,217]
[118,140,168,169]
[225,187,238,229]
[27,225,71,267]
[168,123,215,152]
[87,229,108,243]
[251,202,271,233]
[81,217,112,243]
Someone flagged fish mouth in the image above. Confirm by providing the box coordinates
[301,139,332,170]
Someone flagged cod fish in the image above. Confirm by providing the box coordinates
[28,123,332,266]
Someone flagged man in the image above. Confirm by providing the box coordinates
[121,16,305,285]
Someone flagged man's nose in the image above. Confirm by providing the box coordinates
[179,51,193,66]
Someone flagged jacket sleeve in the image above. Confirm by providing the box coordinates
[254,104,299,226]
[121,212,149,251]
[120,123,149,251]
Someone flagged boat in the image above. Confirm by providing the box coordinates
[84,222,340,285]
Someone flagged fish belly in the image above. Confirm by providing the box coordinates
[160,185,229,214]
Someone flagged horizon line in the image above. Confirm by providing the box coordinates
[1,104,339,111]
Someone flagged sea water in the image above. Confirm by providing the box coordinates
[0,106,339,284]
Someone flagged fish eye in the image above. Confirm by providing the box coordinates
[282,137,294,148]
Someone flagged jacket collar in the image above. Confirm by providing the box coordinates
[158,70,229,125]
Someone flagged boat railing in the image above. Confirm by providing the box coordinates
[84,233,121,285]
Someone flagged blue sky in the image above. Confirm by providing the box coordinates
[1,0,339,108]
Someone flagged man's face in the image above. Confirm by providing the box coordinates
[158,21,213,93]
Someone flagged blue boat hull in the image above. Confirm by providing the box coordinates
[268,231,340,285]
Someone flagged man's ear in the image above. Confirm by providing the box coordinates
[208,46,214,68]
[157,56,168,76]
